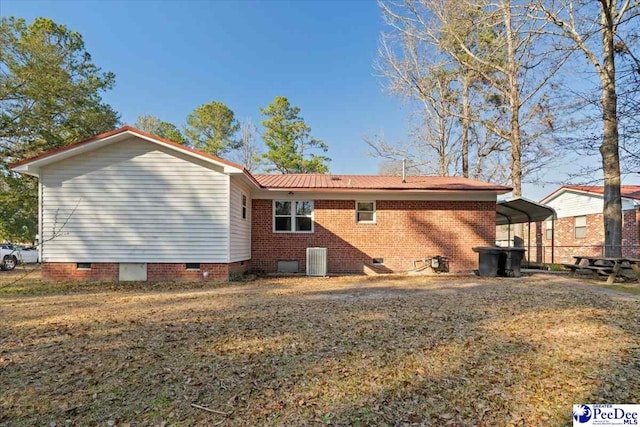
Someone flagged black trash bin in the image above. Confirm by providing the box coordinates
[498,248,526,277]
[472,247,502,277]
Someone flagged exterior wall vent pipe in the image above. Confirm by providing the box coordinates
[402,159,406,183]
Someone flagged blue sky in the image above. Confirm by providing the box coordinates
[1,0,630,200]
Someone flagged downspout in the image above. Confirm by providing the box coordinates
[38,172,43,262]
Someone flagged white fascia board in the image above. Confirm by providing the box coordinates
[11,164,38,176]
[227,170,262,191]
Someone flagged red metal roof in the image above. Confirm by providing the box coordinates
[561,185,640,200]
[254,174,511,192]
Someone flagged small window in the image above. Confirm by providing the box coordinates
[545,220,553,240]
[372,258,384,265]
[185,263,200,270]
[575,216,587,239]
[76,263,91,269]
[274,200,313,233]
[356,201,376,223]
[241,194,247,220]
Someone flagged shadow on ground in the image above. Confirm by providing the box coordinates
[1,274,638,426]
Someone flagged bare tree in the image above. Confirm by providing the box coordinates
[133,115,161,134]
[531,0,640,256]
[367,55,462,176]
[432,0,567,196]
[378,158,423,176]
[373,1,499,177]
[375,0,565,197]
[233,119,263,172]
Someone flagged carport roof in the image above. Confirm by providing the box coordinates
[496,197,556,225]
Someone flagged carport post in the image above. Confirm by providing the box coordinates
[527,221,531,267]
[551,217,555,264]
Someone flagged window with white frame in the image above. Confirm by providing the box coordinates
[545,220,553,240]
[274,200,313,232]
[575,215,587,239]
[241,194,247,220]
[356,201,376,223]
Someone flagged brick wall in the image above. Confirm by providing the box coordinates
[251,199,496,274]
[622,209,639,254]
[42,262,119,281]
[42,261,249,282]
[528,209,640,263]
[146,263,231,281]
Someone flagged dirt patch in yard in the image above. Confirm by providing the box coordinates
[1,274,639,426]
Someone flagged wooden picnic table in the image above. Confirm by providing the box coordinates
[564,255,640,284]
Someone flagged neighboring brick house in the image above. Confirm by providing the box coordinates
[534,185,640,263]
[11,126,511,281]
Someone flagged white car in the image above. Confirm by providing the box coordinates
[15,245,39,264]
[0,244,39,271]
[0,244,18,271]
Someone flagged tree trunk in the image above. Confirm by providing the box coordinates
[504,0,521,198]
[461,75,470,178]
[438,116,448,176]
[504,0,524,246]
[600,3,622,257]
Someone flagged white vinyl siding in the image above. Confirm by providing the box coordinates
[229,177,251,262]
[545,190,635,218]
[40,137,230,263]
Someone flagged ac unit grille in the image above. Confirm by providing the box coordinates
[306,247,327,277]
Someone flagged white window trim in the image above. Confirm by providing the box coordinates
[241,193,247,221]
[575,215,587,239]
[273,200,314,233]
[355,200,376,224]
[545,219,553,240]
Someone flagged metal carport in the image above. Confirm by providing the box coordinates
[496,198,557,264]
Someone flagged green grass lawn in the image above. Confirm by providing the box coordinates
[1,273,638,426]
[598,284,640,296]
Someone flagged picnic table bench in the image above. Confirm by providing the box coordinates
[567,255,640,284]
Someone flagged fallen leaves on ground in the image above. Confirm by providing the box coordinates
[0,273,638,426]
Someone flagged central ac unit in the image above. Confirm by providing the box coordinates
[306,247,328,277]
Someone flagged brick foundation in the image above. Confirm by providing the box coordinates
[251,199,496,274]
[41,261,249,282]
[42,262,120,282]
